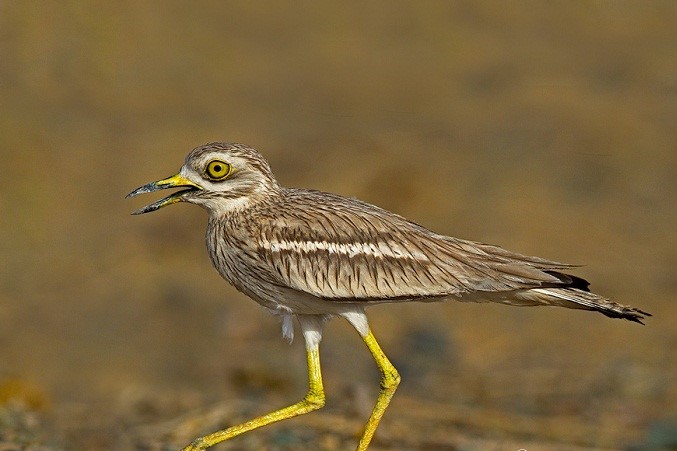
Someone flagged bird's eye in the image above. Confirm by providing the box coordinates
[205,160,233,180]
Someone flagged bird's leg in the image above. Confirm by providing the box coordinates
[182,318,325,451]
[356,329,401,450]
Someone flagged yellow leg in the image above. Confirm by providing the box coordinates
[182,344,325,450]
[356,329,401,451]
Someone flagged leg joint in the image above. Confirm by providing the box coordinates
[380,368,401,390]
[303,390,325,409]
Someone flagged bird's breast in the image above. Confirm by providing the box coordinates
[205,216,285,310]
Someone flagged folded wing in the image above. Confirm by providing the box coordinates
[257,190,577,301]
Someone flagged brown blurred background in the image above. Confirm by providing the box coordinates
[0,2,675,450]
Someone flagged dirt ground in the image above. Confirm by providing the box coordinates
[0,2,675,450]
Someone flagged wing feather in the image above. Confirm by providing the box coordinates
[256,189,579,302]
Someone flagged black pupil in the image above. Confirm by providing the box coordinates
[213,164,222,173]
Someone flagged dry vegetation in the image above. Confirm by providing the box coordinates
[0,2,675,450]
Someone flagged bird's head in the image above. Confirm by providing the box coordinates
[127,142,280,215]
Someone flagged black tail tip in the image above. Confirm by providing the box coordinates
[606,307,652,325]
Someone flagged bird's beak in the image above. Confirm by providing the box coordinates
[126,173,202,215]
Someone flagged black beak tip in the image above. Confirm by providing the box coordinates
[130,205,154,215]
[126,184,153,199]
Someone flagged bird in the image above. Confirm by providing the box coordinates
[127,142,650,450]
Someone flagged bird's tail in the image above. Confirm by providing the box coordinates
[510,287,651,324]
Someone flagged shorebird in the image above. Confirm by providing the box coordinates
[127,142,649,450]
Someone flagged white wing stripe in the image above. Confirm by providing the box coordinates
[262,239,429,262]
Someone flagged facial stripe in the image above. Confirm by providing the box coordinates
[260,239,429,262]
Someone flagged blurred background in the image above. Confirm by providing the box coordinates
[0,2,675,450]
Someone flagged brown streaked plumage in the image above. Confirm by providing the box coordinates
[127,142,650,451]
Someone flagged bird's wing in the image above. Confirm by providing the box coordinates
[256,189,577,301]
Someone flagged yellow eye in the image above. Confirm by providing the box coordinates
[205,160,233,180]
